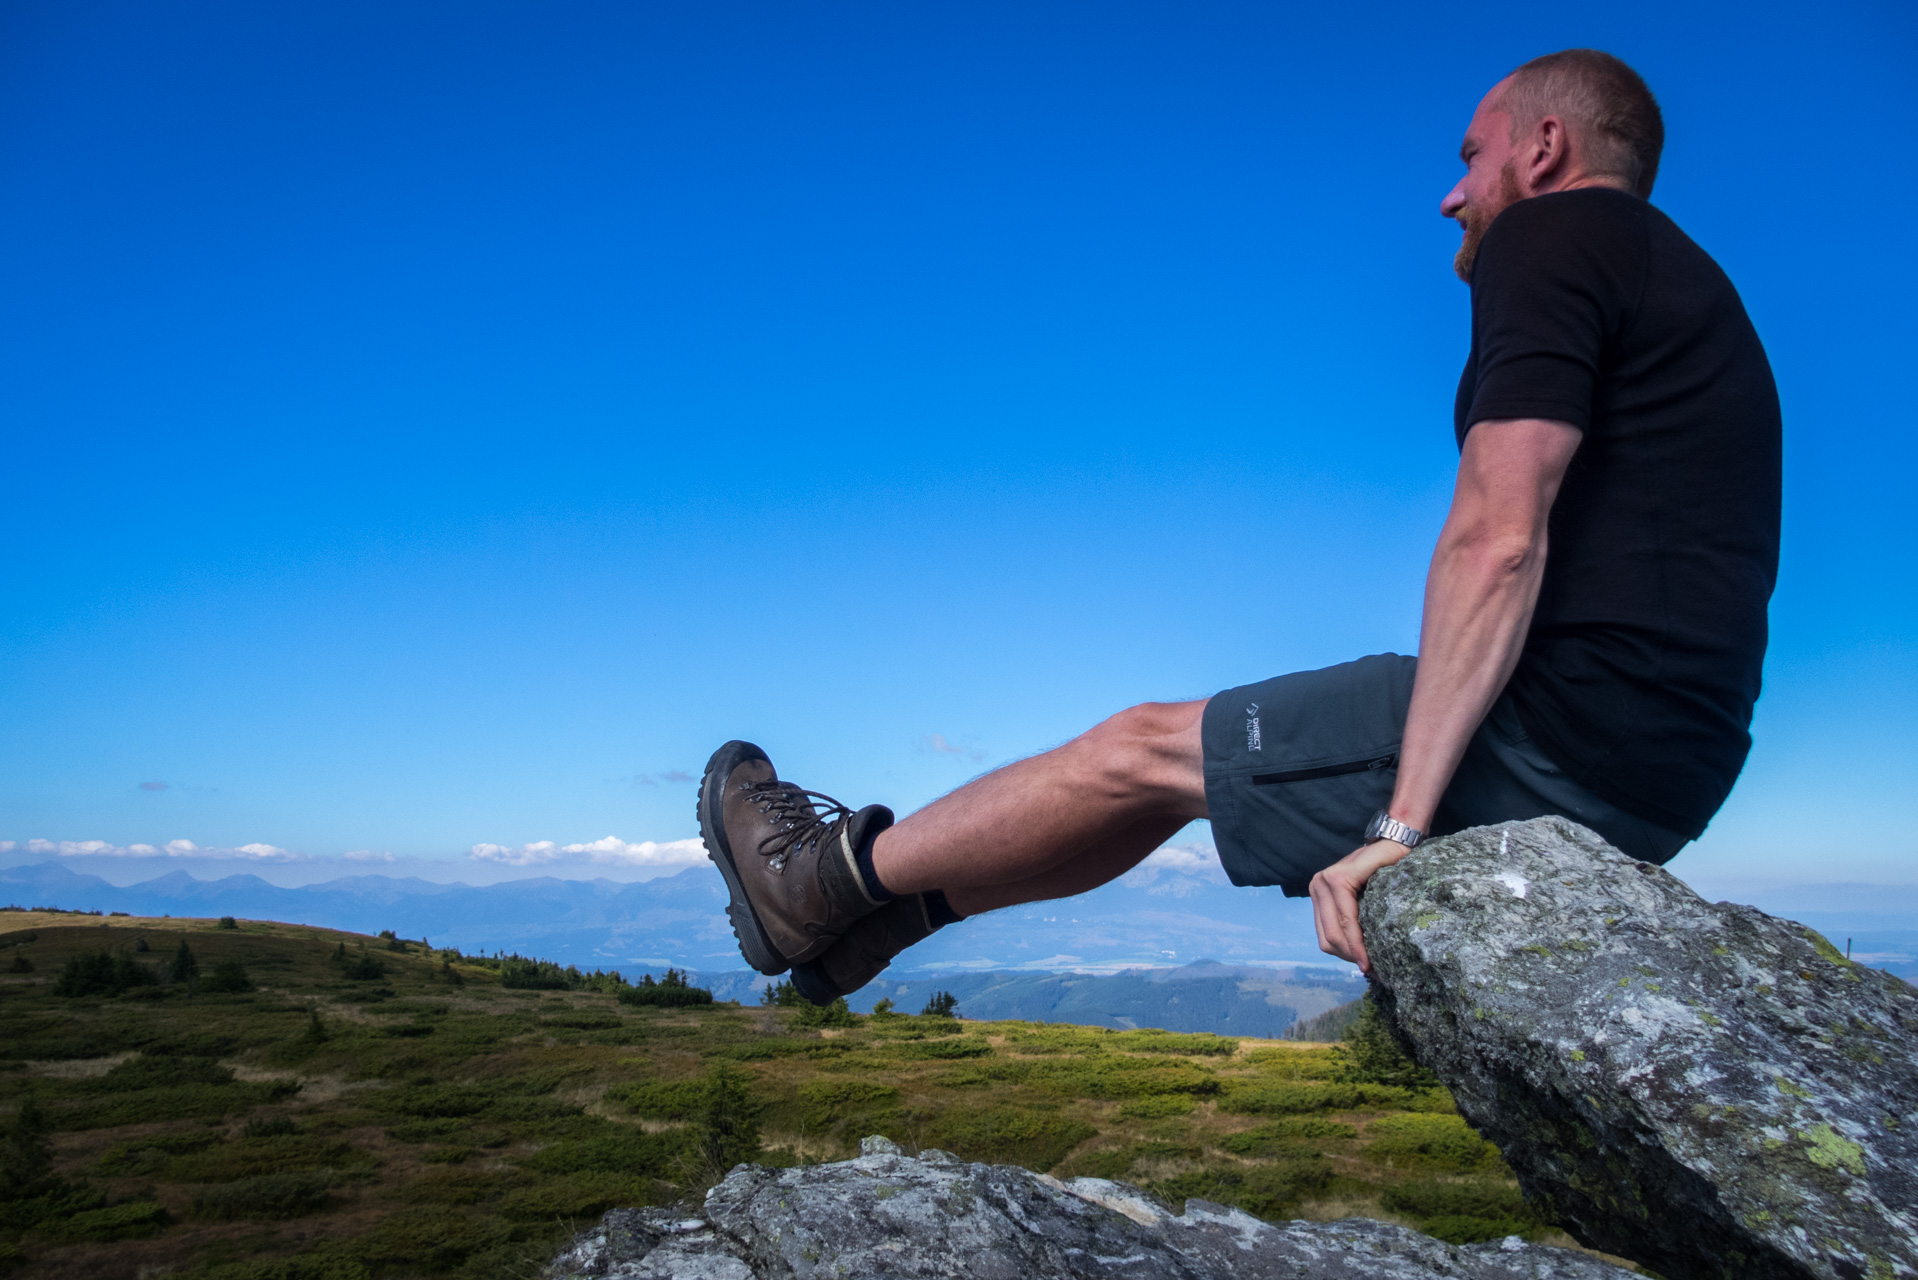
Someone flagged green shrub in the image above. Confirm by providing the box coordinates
[201,958,256,994]
[217,916,239,930]
[792,996,857,1028]
[1362,1113,1500,1172]
[1062,1140,1200,1179]
[1152,1156,1332,1220]
[694,1064,763,1172]
[1219,1118,1357,1157]
[887,1036,991,1060]
[1381,1176,1539,1242]
[924,1105,1095,1170]
[1108,1030,1238,1057]
[1,1095,54,1197]
[1219,1081,1408,1115]
[6,953,31,974]
[175,1242,373,1280]
[194,1171,336,1220]
[1021,1058,1218,1100]
[612,1078,707,1121]
[1221,1117,1355,1152]
[518,1125,681,1176]
[244,1116,299,1139]
[619,969,714,1007]
[341,953,387,981]
[1117,1095,1195,1120]
[762,979,806,1007]
[53,950,157,997]
[1334,993,1441,1090]
[172,940,201,983]
[46,1199,171,1241]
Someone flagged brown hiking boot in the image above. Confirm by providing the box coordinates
[697,740,893,975]
[789,894,945,1005]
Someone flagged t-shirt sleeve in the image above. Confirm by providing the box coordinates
[1465,195,1643,434]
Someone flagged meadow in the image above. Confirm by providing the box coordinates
[0,908,1610,1280]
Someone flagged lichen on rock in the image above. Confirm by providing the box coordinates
[545,1135,1636,1278]
[1360,816,1918,1280]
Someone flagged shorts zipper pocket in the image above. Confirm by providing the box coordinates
[1251,752,1398,786]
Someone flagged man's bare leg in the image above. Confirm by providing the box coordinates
[869,699,1208,902]
[944,813,1190,916]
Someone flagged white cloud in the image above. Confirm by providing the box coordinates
[1120,841,1229,896]
[5,837,302,862]
[922,733,986,763]
[343,849,396,863]
[469,836,706,870]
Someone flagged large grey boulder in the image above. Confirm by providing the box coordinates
[1361,816,1918,1280]
[546,1136,1635,1279]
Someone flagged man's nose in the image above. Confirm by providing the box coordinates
[1439,184,1466,219]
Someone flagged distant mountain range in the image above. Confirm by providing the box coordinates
[0,856,1341,976]
[3,856,1913,1004]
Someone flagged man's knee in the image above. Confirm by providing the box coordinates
[1081,700,1204,789]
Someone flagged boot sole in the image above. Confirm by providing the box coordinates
[697,739,789,976]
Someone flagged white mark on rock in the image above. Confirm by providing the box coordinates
[1494,871,1529,899]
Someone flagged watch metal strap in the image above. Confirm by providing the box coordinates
[1366,810,1426,849]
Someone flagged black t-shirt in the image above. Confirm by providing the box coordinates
[1456,187,1781,838]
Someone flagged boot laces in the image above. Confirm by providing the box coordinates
[741,781,852,870]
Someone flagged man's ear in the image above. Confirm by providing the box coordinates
[1523,116,1570,193]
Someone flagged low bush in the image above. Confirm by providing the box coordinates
[613,1078,709,1122]
[791,997,857,1028]
[193,1171,336,1220]
[1381,1176,1539,1242]
[42,1199,171,1243]
[924,1105,1095,1170]
[1107,1030,1238,1057]
[1061,1140,1201,1180]
[1334,993,1441,1090]
[1362,1113,1500,1173]
[1218,1081,1408,1115]
[1151,1155,1332,1220]
[216,917,239,930]
[619,969,714,1007]
[201,958,256,994]
[52,950,157,998]
[1117,1094,1196,1120]
[341,953,387,981]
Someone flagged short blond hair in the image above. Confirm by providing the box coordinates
[1497,50,1665,198]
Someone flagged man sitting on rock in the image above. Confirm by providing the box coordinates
[698,49,1781,999]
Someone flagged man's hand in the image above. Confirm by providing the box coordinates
[1308,838,1414,973]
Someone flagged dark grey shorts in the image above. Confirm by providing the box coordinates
[1201,653,1688,896]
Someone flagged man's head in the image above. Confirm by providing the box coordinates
[1442,50,1664,282]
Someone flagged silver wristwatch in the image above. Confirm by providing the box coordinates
[1364,810,1426,849]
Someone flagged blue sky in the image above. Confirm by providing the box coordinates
[3,0,1913,897]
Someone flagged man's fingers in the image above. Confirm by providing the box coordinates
[1309,877,1336,955]
[1330,880,1369,972]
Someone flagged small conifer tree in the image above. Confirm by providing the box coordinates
[171,939,200,984]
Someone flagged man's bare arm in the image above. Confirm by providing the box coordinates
[1309,417,1582,971]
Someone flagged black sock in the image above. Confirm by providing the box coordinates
[849,805,896,904]
[924,889,965,927]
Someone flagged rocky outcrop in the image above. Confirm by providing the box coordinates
[1361,816,1918,1280]
[545,1137,1635,1279]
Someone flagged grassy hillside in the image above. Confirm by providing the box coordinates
[0,909,1615,1280]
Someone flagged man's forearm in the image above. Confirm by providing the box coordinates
[1386,418,1580,834]
[1387,521,1546,832]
